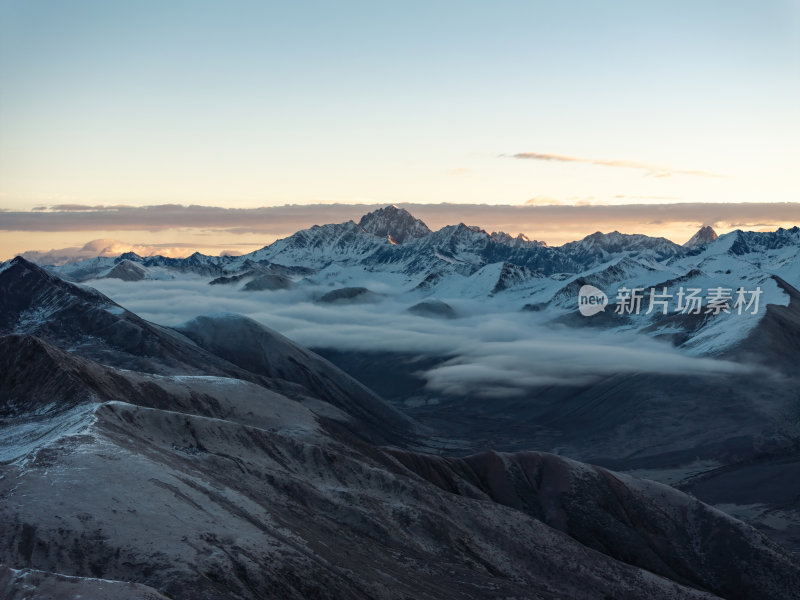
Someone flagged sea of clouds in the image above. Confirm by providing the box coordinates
[89,277,749,399]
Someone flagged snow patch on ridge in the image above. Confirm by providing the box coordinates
[0,403,98,465]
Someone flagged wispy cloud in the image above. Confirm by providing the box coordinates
[512,152,725,179]
[524,196,562,206]
[448,167,471,176]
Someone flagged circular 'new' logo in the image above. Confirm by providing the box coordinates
[578,285,608,316]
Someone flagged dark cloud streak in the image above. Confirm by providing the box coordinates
[1,202,797,235]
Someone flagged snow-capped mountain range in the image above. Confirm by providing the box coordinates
[24,205,797,282]
[6,205,800,357]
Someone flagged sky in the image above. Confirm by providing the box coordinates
[1,0,798,258]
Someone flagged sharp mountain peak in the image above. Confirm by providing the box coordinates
[358,205,432,243]
[683,225,719,248]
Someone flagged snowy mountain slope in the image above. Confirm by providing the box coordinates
[101,259,148,281]
[48,252,229,281]
[560,230,683,264]
[726,226,800,255]
[47,255,119,280]
[247,220,389,268]
[545,256,670,309]
[490,231,546,248]
[425,261,544,298]
[673,226,800,286]
[728,275,800,372]
[208,261,313,290]
[531,252,791,355]
[378,222,589,281]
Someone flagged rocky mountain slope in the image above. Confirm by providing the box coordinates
[358,204,432,243]
[0,257,414,446]
[3,257,800,599]
[684,226,718,248]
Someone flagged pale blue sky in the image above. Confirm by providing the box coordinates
[1,0,798,211]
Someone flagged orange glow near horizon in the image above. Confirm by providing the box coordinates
[3,220,798,263]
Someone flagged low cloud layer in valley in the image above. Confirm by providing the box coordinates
[89,278,751,399]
